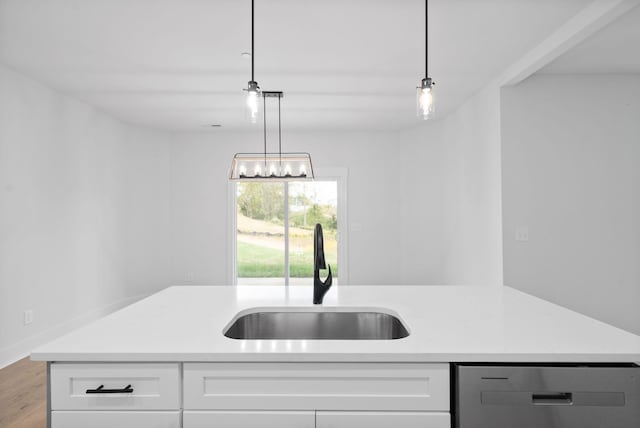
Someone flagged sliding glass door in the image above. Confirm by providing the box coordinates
[235,180,338,285]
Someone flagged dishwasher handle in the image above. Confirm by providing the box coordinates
[532,392,573,405]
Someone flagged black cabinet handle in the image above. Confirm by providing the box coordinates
[532,392,573,405]
[85,384,134,394]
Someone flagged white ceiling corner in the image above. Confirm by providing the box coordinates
[539,1,640,75]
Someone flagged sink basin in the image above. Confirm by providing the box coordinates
[224,307,410,340]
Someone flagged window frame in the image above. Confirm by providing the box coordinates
[228,167,348,286]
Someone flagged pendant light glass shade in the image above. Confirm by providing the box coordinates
[229,152,314,180]
[245,80,260,123]
[417,77,434,119]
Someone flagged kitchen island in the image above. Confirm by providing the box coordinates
[32,285,640,428]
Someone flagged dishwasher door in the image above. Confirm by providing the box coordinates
[455,364,640,428]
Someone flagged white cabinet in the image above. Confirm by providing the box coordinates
[184,362,450,411]
[182,410,450,428]
[51,410,181,428]
[316,411,450,428]
[50,363,181,428]
[182,363,451,428]
[51,363,180,410]
[49,362,451,428]
[183,411,315,428]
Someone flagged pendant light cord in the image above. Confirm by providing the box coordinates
[278,95,282,166]
[251,0,255,82]
[425,0,428,77]
[263,94,267,169]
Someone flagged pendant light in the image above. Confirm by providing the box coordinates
[244,0,260,123]
[230,91,314,181]
[417,0,435,120]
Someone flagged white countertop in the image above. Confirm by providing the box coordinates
[31,285,640,363]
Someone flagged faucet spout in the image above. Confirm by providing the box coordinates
[313,223,333,304]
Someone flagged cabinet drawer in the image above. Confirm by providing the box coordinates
[317,411,451,428]
[183,411,315,428]
[51,410,180,428]
[51,363,180,410]
[184,362,449,411]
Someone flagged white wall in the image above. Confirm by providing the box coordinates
[170,88,505,288]
[400,88,504,286]
[123,128,172,296]
[441,87,504,285]
[0,64,171,366]
[170,84,505,288]
[170,128,447,286]
[396,122,446,284]
[502,74,640,334]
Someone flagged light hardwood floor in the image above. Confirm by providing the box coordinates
[0,357,46,428]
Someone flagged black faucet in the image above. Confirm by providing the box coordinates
[313,223,333,304]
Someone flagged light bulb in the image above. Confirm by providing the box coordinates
[245,81,260,123]
[416,78,435,120]
[254,163,262,177]
[419,88,433,118]
[246,91,259,123]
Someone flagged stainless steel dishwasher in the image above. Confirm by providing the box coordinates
[454,364,640,428]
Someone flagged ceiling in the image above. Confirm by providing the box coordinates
[541,4,640,74]
[0,0,594,131]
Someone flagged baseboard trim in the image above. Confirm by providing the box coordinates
[0,293,148,369]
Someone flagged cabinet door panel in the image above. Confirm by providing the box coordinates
[51,363,180,410]
[51,410,180,428]
[317,411,450,428]
[184,410,315,428]
[184,362,449,411]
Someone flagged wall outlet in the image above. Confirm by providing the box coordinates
[515,227,529,242]
[23,310,33,325]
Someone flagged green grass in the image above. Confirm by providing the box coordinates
[237,241,284,277]
[237,241,338,278]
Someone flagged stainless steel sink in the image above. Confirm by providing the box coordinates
[224,308,409,340]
